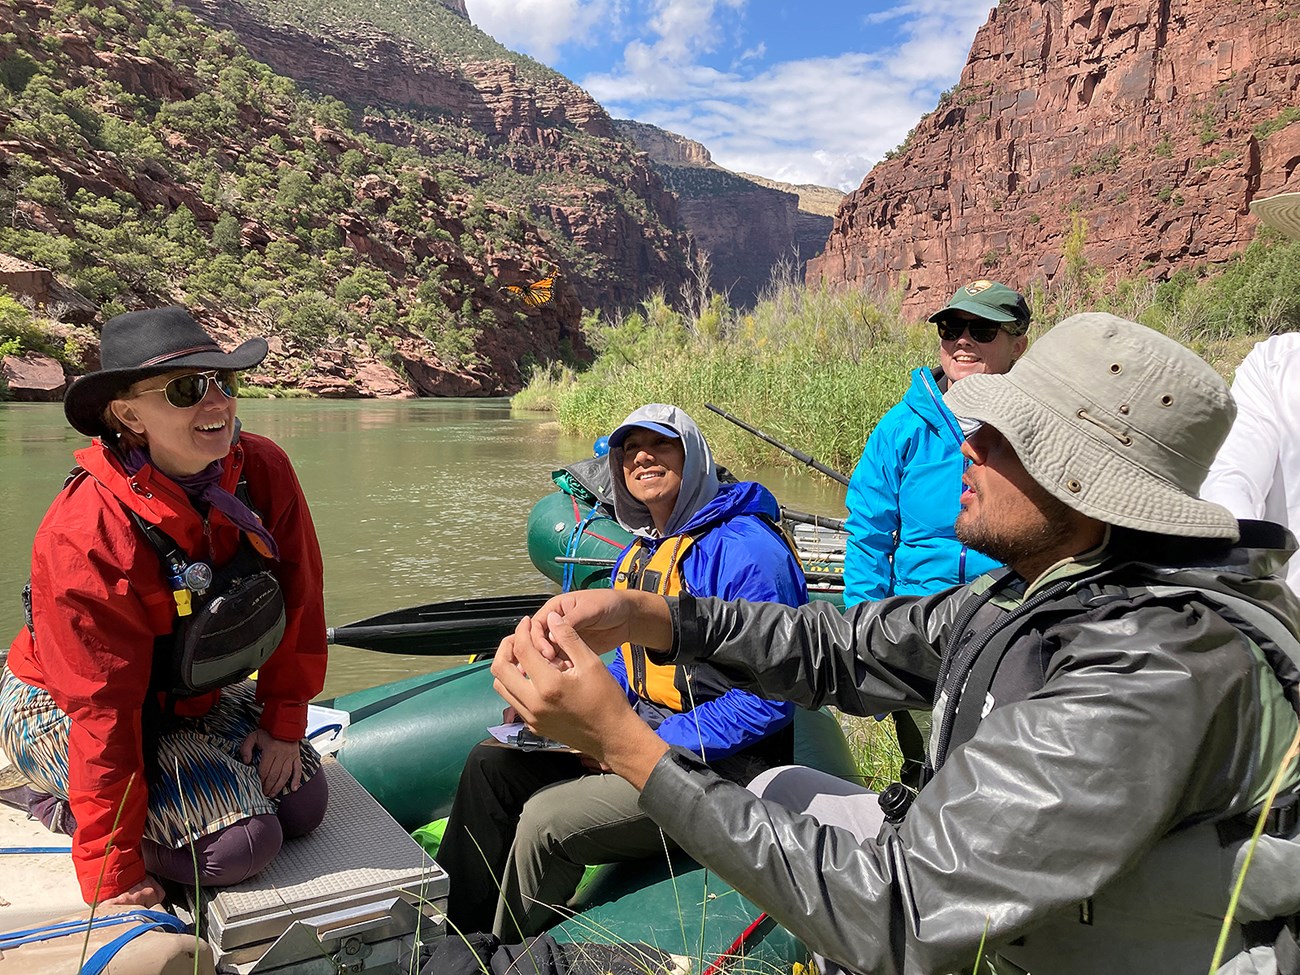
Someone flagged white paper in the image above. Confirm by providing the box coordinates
[486,722,575,751]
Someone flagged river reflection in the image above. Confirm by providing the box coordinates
[0,398,847,698]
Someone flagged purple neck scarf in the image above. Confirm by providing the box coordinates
[123,447,280,560]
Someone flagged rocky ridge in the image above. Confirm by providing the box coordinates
[614,120,836,307]
[808,0,1300,313]
[0,0,590,399]
[0,0,697,401]
[184,0,691,314]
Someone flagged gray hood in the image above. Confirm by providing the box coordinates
[609,404,720,538]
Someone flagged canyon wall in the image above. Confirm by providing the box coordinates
[808,0,1300,313]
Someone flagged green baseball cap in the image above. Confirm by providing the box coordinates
[928,280,1031,335]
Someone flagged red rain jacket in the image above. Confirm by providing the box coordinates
[7,432,327,902]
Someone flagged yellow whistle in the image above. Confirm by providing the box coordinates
[173,588,193,617]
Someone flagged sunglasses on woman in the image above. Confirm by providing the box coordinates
[936,320,1005,343]
[136,370,240,408]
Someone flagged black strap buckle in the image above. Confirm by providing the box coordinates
[1218,791,1300,847]
[878,782,915,825]
[1269,792,1299,837]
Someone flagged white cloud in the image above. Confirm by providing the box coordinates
[733,42,766,69]
[873,0,994,85]
[583,0,993,190]
[463,0,619,64]
[466,0,995,191]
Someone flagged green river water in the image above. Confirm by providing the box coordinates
[0,398,847,699]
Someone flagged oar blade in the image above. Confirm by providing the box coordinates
[328,593,552,654]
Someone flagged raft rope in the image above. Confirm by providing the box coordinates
[562,496,622,592]
[0,908,188,974]
[0,845,72,853]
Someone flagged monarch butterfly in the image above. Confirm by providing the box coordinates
[505,276,555,308]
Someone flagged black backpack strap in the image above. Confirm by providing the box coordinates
[943,582,1134,763]
[930,570,1079,773]
[233,474,258,514]
[1217,792,1300,846]
[123,509,196,618]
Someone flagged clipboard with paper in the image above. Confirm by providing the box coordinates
[486,721,579,753]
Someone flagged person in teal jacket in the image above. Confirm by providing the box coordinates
[843,280,1030,782]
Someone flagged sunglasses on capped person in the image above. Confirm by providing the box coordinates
[136,370,240,408]
[936,320,1007,343]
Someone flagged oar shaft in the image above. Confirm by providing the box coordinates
[803,569,844,584]
[781,507,847,532]
[705,403,850,486]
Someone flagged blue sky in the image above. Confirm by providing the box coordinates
[462,0,997,191]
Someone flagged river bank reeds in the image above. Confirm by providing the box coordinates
[514,229,1300,476]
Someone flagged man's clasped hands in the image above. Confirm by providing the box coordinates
[490,589,674,790]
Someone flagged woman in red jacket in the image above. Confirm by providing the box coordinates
[0,306,329,908]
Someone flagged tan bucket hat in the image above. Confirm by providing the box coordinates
[945,312,1240,539]
[1250,191,1300,240]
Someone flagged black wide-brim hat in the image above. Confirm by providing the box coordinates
[65,306,268,438]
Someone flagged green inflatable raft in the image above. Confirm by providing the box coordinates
[526,488,628,591]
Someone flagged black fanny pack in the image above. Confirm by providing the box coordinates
[162,548,286,697]
[134,511,286,698]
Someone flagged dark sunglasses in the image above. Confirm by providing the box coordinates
[937,320,1005,343]
[136,370,240,408]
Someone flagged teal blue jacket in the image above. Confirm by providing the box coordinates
[843,367,1000,603]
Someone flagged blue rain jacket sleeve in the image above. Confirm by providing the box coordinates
[604,481,806,760]
[843,408,905,604]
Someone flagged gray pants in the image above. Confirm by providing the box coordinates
[440,744,677,940]
[496,766,676,938]
[748,765,881,975]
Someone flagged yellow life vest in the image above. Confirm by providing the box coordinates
[614,534,697,712]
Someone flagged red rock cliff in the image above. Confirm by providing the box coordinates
[615,120,834,307]
[808,0,1300,312]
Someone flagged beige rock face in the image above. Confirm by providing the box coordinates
[2,352,66,401]
[615,121,835,307]
[807,0,1300,315]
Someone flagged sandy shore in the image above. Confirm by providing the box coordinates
[0,754,85,932]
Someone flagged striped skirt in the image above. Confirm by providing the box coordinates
[0,668,320,849]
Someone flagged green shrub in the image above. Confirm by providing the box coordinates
[260,290,345,349]
[210,213,242,253]
[22,174,67,207]
[1199,238,1300,337]
[1252,106,1299,140]
[335,265,391,307]
[0,50,39,93]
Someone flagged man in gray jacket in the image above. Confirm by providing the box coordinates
[493,313,1300,975]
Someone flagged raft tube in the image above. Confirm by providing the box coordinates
[526,490,628,591]
[329,657,859,968]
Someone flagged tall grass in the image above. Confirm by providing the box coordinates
[539,281,931,475]
[516,231,1300,473]
[838,713,905,789]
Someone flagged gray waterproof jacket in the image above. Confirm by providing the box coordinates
[637,526,1300,974]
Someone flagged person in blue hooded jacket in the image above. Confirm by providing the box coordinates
[440,403,807,941]
[843,281,1030,783]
